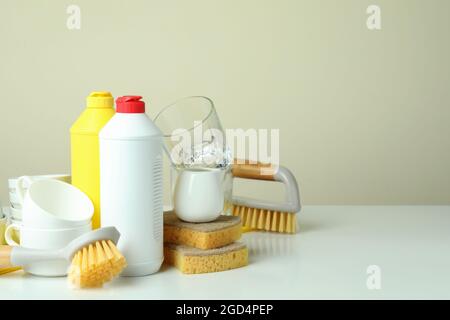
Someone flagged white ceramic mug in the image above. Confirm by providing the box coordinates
[0,215,6,245]
[7,217,21,244]
[3,206,22,243]
[8,206,22,220]
[9,174,71,190]
[2,206,10,219]
[5,223,91,276]
[9,192,22,209]
[18,179,94,229]
[9,175,71,208]
[174,169,224,222]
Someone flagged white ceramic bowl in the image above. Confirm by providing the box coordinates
[2,207,10,219]
[2,206,21,220]
[9,175,71,209]
[9,206,22,220]
[8,174,71,189]
[6,217,22,244]
[0,215,7,245]
[9,192,21,209]
[21,179,94,229]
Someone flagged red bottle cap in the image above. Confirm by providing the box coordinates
[116,96,145,113]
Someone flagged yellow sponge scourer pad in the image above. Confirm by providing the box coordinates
[164,212,242,250]
[164,242,248,274]
[163,212,248,274]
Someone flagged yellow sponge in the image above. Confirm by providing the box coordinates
[164,242,248,274]
[164,212,242,250]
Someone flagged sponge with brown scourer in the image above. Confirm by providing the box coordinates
[164,242,248,274]
[163,212,242,249]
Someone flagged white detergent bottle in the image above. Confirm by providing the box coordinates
[99,96,163,276]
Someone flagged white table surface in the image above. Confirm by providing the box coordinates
[1,206,450,300]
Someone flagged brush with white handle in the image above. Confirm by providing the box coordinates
[0,227,126,288]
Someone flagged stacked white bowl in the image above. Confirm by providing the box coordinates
[3,175,98,277]
[0,201,6,245]
[5,175,71,243]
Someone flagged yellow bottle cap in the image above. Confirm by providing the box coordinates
[86,92,114,108]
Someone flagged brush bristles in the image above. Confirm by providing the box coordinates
[232,205,297,234]
[68,240,127,289]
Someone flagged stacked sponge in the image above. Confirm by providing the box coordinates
[163,212,248,274]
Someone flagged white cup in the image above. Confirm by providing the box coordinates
[174,169,224,222]
[0,215,6,245]
[9,175,71,208]
[9,192,21,209]
[9,174,71,190]
[8,206,22,220]
[5,223,91,276]
[7,218,21,244]
[2,206,10,219]
[6,216,22,244]
[18,179,94,229]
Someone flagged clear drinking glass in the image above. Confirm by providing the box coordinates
[154,96,233,216]
[154,96,231,169]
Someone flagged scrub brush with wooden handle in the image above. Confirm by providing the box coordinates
[0,227,126,288]
[0,267,21,275]
[231,161,301,234]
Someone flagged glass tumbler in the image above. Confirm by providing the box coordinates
[154,96,233,216]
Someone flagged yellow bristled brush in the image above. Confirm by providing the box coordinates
[68,239,126,288]
[231,161,301,234]
[0,227,126,288]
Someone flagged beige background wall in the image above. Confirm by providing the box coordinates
[0,0,449,205]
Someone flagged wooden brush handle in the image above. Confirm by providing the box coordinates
[232,160,277,181]
[0,246,13,269]
[0,267,22,276]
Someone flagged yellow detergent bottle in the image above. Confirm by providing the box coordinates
[71,92,115,229]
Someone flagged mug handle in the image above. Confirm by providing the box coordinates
[5,223,20,246]
[15,176,33,204]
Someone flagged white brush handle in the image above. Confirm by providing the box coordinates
[12,246,62,266]
[232,163,301,213]
[1,227,121,268]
